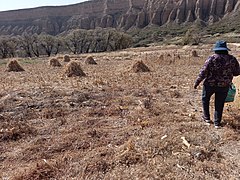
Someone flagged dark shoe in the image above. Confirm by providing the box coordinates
[214,122,221,129]
[214,125,221,129]
[202,116,211,124]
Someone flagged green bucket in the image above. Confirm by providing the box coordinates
[225,83,236,103]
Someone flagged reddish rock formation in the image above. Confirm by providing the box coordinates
[0,0,239,35]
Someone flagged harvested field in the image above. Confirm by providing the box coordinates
[0,45,239,179]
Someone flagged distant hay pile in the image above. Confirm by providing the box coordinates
[85,56,97,65]
[131,61,150,73]
[64,61,86,77]
[49,58,62,67]
[176,54,181,59]
[192,50,199,57]
[158,54,164,60]
[6,59,25,72]
[63,55,71,62]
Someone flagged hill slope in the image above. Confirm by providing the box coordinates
[0,0,240,35]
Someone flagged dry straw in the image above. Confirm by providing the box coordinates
[63,55,71,62]
[64,61,86,77]
[6,59,25,72]
[49,58,62,67]
[131,60,150,73]
[85,56,97,65]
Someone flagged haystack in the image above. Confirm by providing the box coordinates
[158,54,164,60]
[85,56,97,65]
[192,50,198,57]
[63,55,71,62]
[131,61,150,73]
[64,61,86,77]
[49,58,62,67]
[6,59,25,72]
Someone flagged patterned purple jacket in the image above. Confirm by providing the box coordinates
[195,54,240,87]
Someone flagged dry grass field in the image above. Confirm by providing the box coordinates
[0,44,239,179]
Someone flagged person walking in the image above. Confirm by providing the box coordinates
[194,40,240,128]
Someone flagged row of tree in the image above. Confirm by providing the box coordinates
[0,28,133,59]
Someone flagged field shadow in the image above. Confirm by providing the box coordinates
[223,115,240,133]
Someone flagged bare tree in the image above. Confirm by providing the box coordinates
[0,36,10,58]
[84,30,94,53]
[91,28,133,52]
[39,34,62,56]
[91,28,110,53]
[31,34,41,57]
[18,32,33,58]
[0,36,18,59]
[4,28,133,58]
[64,29,88,54]
[54,36,63,55]
[112,32,133,50]
[7,37,18,58]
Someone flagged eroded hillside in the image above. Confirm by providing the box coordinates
[0,0,240,35]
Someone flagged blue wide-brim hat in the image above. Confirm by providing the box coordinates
[213,40,231,51]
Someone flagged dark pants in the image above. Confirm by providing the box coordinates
[202,85,229,125]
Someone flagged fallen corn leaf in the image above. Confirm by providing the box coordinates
[161,135,168,140]
[181,136,190,148]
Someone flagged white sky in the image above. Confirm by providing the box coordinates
[0,0,88,12]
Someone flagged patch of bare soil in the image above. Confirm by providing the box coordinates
[0,45,239,179]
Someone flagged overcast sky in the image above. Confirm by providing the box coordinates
[0,0,88,12]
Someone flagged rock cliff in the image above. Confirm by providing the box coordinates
[0,0,239,35]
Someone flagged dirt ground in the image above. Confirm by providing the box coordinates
[0,44,239,180]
